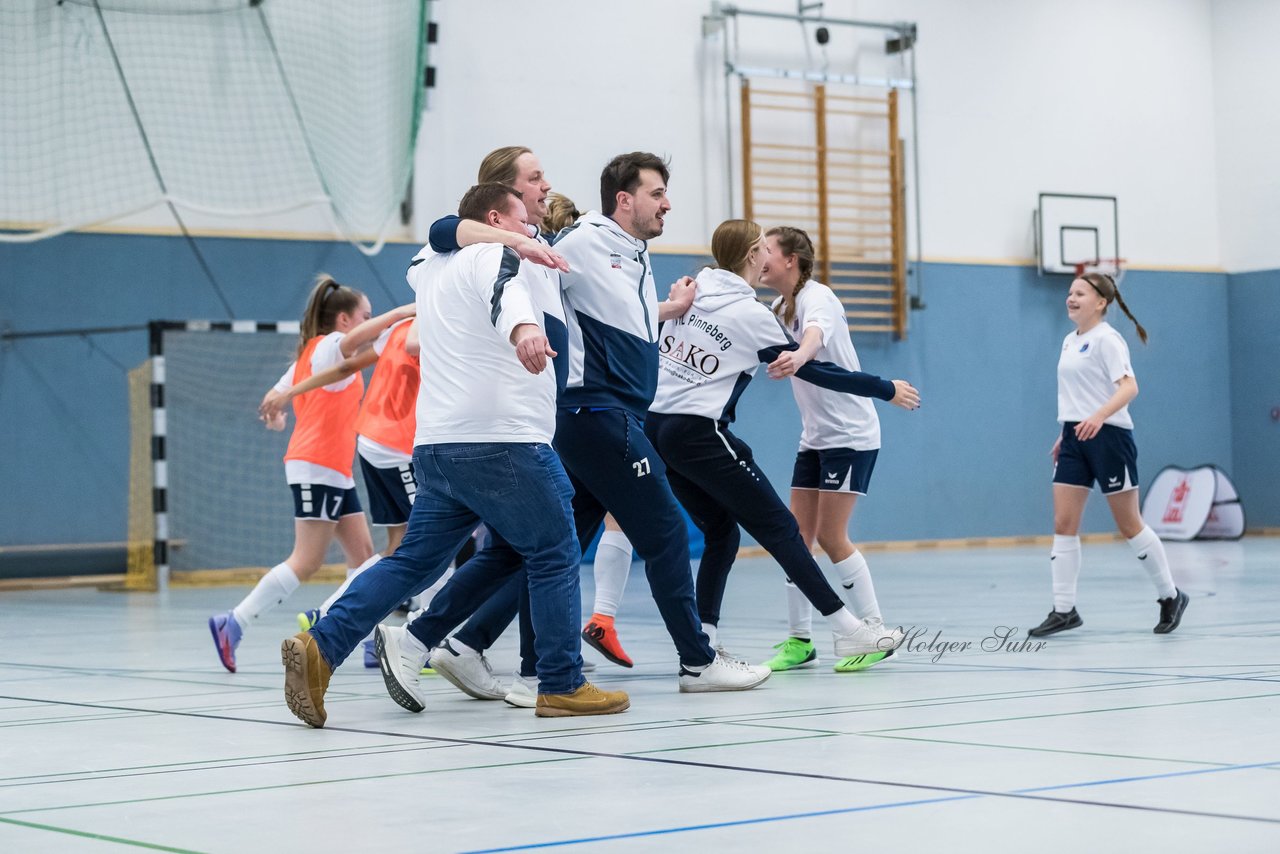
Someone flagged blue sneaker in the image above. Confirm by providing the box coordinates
[296,609,321,631]
[363,637,378,668]
[208,611,243,673]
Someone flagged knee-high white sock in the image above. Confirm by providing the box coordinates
[834,550,881,622]
[1128,526,1177,599]
[1050,535,1082,612]
[233,563,301,629]
[785,579,812,639]
[591,530,633,617]
[320,554,381,616]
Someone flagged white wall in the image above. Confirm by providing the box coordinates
[414,0,1226,269]
[1211,0,1280,272]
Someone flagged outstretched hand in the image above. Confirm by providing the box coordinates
[767,349,808,379]
[511,323,557,374]
[515,235,570,273]
[258,389,288,429]
[889,379,921,411]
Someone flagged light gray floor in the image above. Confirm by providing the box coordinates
[1,538,1278,853]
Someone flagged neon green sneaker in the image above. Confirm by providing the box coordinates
[419,666,436,676]
[296,609,320,631]
[762,637,818,671]
[833,648,893,673]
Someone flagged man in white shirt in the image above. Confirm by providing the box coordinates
[281,183,629,726]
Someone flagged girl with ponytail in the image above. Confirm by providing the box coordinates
[210,274,406,673]
[646,219,920,669]
[758,226,906,673]
[1028,272,1188,639]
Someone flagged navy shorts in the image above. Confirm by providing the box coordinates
[359,455,417,526]
[290,483,363,521]
[1053,423,1138,494]
[792,447,878,495]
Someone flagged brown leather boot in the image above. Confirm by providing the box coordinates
[282,632,332,728]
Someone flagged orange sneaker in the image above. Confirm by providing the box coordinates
[581,614,633,668]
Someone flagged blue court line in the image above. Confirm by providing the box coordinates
[459,758,1280,852]
[9,692,1280,844]
[458,794,982,853]
[1015,759,1280,793]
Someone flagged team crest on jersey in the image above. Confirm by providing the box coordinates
[1079,343,1090,353]
[609,252,622,269]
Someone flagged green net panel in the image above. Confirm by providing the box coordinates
[1,0,428,252]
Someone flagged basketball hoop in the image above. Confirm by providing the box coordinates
[1072,257,1126,285]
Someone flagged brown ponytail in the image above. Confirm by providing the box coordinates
[1081,272,1148,344]
[766,226,815,326]
[298,274,364,356]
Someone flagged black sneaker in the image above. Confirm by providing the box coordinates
[1154,589,1189,634]
[1027,607,1083,637]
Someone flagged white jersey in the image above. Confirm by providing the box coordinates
[771,282,881,451]
[651,268,895,422]
[273,330,357,489]
[407,241,561,445]
[1056,320,1135,429]
[650,268,790,421]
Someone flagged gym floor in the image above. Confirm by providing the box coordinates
[2,539,1277,852]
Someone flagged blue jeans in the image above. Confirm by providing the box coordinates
[312,442,584,695]
[407,408,716,670]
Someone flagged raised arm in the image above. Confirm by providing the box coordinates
[339,304,416,358]
[756,342,920,409]
[765,326,823,379]
[258,347,380,425]
[429,214,569,272]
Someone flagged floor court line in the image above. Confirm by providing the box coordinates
[863,689,1280,734]
[460,758,1280,854]
[0,816,203,854]
[3,693,1277,831]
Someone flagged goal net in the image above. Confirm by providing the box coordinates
[127,321,367,590]
[1,0,429,252]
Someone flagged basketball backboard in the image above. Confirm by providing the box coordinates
[1035,193,1118,276]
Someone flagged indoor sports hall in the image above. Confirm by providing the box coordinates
[2,2,1277,852]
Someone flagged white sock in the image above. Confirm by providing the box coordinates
[826,606,863,636]
[320,554,381,617]
[834,550,881,622]
[1050,535,1082,612]
[591,530,633,617]
[232,562,301,629]
[1128,526,1177,599]
[784,579,812,638]
[416,565,454,613]
[703,622,719,648]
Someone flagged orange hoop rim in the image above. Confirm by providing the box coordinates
[1072,257,1127,278]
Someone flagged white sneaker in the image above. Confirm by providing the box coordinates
[375,625,427,713]
[678,652,771,693]
[428,639,506,700]
[864,617,905,651]
[714,645,749,665]
[834,617,896,660]
[504,673,537,708]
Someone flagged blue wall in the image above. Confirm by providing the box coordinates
[1,231,1259,552]
[1227,269,1280,527]
[654,255,1239,542]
